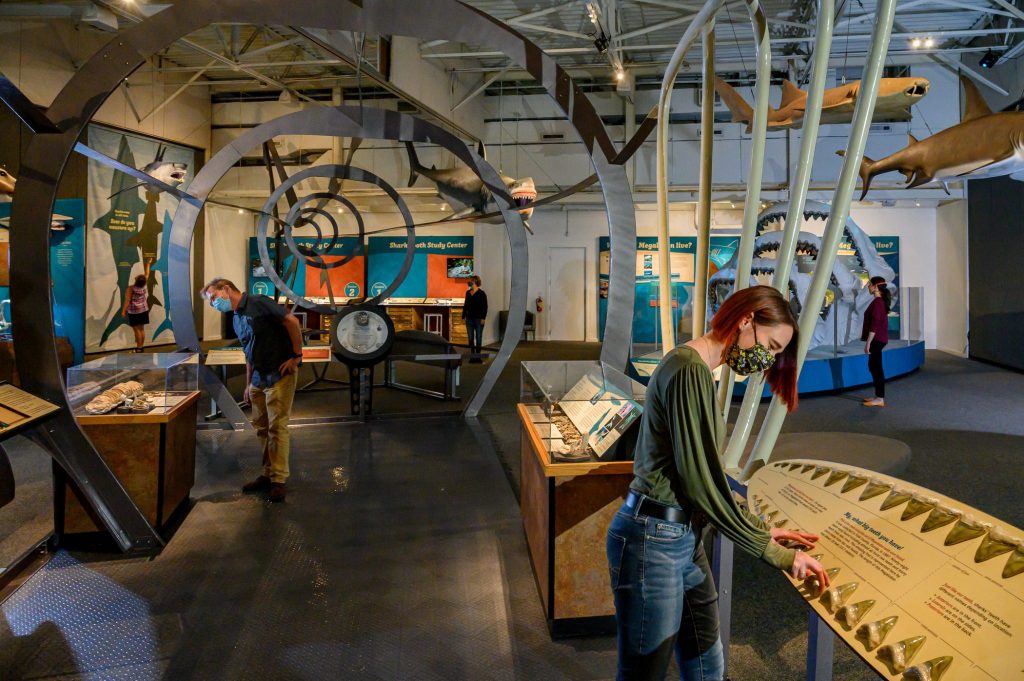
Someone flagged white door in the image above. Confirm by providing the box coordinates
[546,247,586,340]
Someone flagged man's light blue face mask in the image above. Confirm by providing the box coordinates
[208,292,232,313]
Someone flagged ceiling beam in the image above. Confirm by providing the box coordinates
[511,23,592,40]
[452,66,512,112]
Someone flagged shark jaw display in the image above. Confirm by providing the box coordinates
[715,76,930,132]
[841,74,1024,198]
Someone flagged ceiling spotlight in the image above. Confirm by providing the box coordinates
[237,208,245,214]
[615,69,625,82]
[910,38,922,48]
[585,1,601,27]
[923,37,935,48]
[337,207,344,213]
[979,49,998,69]
[915,201,921,207]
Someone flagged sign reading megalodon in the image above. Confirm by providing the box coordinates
[748,460,1024,681]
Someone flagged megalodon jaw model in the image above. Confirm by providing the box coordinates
[405,142,534,223]
[840,74,1024,199]
[0,167,16,195]
[714,76,930,132]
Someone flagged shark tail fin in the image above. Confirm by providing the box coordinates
[405,141,422,188]
[714,76,754,128]
[836,150,876,200]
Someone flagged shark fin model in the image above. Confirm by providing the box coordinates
[839,74,1024,199]
[0,167,16,195]
[715,76,930,132]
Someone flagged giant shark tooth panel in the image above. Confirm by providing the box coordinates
[860,480,892,501]
[1003,546,1024,579]
[856,615,899,651]
[944,518,988,546]
[821,582,859,613]
[973,531,1017,563]
[880,489,913,511]
[841,475,868,494]
[902,656,953,681]
[900,497,935,522]
[878,636,927,674]
[920,507,960,533]
[836,599,875,628]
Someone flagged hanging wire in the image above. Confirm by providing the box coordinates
[725,1,751,92]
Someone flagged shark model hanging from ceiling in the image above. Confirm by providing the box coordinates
[714,76,930,132]
[840,74,1024,198]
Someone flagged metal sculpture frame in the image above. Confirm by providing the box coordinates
[8,0,639,550]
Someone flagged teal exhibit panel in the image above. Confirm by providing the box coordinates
[366,236,474,300]
[599,236,738,344]
[248,237,365,299]
[0,199,86,364]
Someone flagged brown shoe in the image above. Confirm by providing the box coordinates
[269,482,287,503]
[242,475,272,494]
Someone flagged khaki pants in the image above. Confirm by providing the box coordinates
[250,371,297,483]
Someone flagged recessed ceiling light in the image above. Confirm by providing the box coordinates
[923,37,934,48]
[237,208,244,214]
[910,38,922,48]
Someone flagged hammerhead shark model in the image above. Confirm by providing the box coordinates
[0,167,16,195]
[715,76,930,132]
[405,142,536,225]
[840,75,1024,198]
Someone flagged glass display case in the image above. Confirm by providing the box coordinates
[66,352,199,416]
[520,360,646,463]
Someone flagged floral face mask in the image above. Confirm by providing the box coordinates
[725,321,776,375]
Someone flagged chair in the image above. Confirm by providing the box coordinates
[498,310,536,342]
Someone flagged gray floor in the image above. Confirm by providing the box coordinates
[0,346,1021,680]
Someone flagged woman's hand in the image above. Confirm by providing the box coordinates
[864,343,871,355]
[790,551,830,595]
[770,527,818,550]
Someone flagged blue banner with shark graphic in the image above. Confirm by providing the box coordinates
[0,198,86,364]
[85,125,197,351]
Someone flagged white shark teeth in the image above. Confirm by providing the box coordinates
[902,656,952,681]
[920,506,960,533]
[900,496,935,521]
[860,480,891,501]
[877,635,926,673]
[841,475,868,494]
[836,599,875,628]
[821,582,858,613]
[944,517,987,546]
[856,615,898,650]
[880,488,913,511]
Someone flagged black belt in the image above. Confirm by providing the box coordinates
[625,491,690,524]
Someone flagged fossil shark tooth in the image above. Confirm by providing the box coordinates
[773,518,789,528]
[920,506,960,533]
[812,466,831,480]
[901,497,935,522]
[825,470,849,487]
[810,553,825,562]
[821,582,859,613]
[841,475,868,494]
[860,480,891,502]
[944,518,987,546]
[804,567,841,590]
[787,463,802,471]
[877,636,926,673]
[880,489,913,511]
[974,530,1017,563]
[856,615,899,651]
[1001,545,1024,579]
[836,599,875,628]
[766,510,780,521]
[801,464,816,474]
[902,656,952,681]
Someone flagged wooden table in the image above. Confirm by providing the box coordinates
[518,403,634,638]
[58,391,201,542]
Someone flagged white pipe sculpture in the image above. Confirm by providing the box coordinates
[721,0,835,469]
[656,0,727,354]
[742,0,899,479]
[715,0,773,421]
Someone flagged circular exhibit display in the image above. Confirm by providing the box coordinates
[331,305,395,367]
[747,460,1024,681]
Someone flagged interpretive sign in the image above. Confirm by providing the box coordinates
[748,460,1023,681]
[0,384,60,439]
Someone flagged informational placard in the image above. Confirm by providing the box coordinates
[248,236,365,301]
[367,236,474,300]
[748,460,1023,681]
[557,374,641,457]
[0,384,61,438]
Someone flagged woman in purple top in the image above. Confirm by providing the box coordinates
[121,257,153,353]
[862,276,892,407]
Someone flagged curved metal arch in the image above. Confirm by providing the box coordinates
[10,0,635,551]
[285,192,365,269]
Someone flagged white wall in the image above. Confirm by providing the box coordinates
[0,21,211,151]
[935,200,969,356]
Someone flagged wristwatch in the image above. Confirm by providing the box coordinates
[291,352,303,359]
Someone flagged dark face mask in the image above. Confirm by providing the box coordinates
[725,321,776,375]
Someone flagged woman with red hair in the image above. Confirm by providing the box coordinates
[607,285,828,681]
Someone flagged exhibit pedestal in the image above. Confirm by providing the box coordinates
[518,403,633,638]
[57,391,200,545]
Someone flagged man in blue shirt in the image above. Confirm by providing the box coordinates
[204,278,304,502]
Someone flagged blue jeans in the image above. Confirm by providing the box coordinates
[607,497,725,681]
[465,318,484,354]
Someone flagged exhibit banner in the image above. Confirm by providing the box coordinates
[86,125,197,352]
[248,237,365,300]
[749,460,1024,681]
[366,236,474,300]
[0,198,86,364]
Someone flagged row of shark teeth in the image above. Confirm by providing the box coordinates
[770,461,1024,579]
[754,210,830,236]
[753,240,822,260]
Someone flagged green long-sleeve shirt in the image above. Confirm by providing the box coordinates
[629,345,795,570]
